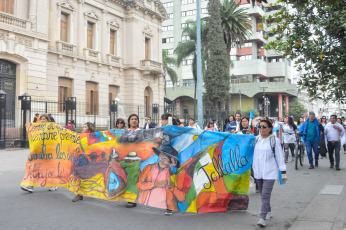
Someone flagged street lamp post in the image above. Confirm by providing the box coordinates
[260,87,268,117]
[196,0,203,128]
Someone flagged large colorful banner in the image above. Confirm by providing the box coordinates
[21,123,255,213]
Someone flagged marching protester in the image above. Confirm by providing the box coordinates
[239,117,258,136]
[226,112,241,133]
[205,120,217,131]
[253,119,287,227]
[72,122,96,202]
[114,118,126,130]
[188,118,201,129]
[283,116,298,163]
[66,120,76,132]
[21,114,58,193]
[298,112,324,169]
[325,115,345,170]
[224,115,235,132]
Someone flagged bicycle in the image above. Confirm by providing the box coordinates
[295,133,307,170]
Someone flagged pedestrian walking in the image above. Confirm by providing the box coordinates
[72,122,96,202]
[298,112,324,169]
[325,115,345,170]
[319,116,328,158]
[283,116,297,163]
[253,119,287,227]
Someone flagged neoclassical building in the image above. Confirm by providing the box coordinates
[0,0,166,129]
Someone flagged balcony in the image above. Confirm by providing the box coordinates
[246,5,265,17]
[83,48,101,62]
[248,31,265,43]
[0,12,30,29]
[107,54,121,67]
[231,59,267,77]
[141,59,163,75]
[56,41,76,55]
[267,62,286,77]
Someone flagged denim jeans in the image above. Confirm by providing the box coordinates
[304,140,319,165]
[327,141,341,167]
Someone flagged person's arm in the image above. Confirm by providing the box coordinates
[136,166,155,191]
[274,137,287,172]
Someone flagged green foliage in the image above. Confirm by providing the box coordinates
[289,98,307,120]
[264,0,346,103]
[219,0,252,68]
[204,0,230,109]
[174,20,208,118]
[162,49,178,88]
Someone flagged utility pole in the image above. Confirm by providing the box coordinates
[239,89,242,115]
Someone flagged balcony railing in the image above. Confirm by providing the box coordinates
[0,11,28,29]
[107,54,121,67]
[56,41,76,55]
[141,59,163,74]
[84,48,101,61]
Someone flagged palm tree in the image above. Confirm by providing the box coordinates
[174,20,207,119]
[220,0,252,67]
[162,49,178,88]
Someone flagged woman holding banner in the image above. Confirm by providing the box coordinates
[72,122,95,202]
[253,119,287,227]
[21,114,59,193]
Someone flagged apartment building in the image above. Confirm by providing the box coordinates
[162,0,297,118]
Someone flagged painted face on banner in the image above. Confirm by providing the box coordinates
[158,154,171,169]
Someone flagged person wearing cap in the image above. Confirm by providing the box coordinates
[137,146,185,215]
[298,111,324,169]
[205,120,217,131]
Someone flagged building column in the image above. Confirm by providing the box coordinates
[77,1,84,56]
[278,93,282,118]
[29,0,37,31]
[284,95,289,115]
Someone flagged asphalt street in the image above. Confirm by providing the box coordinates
[0,149,345,230]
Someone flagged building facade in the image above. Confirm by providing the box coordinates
[161,0,297,120]
[0,0,166,130]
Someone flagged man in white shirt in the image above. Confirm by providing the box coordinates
[325,115,345,170]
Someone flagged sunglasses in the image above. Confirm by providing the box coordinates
[117,122,124,124]
[68,122,71,124]
[258,125,269,129]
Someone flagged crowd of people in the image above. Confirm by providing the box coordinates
[22,111,346,227]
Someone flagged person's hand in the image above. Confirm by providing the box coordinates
[231,130,236,133]
[282,178,287,182]
[155,181,167,188]
[168,179,175,189]
[333,125,341,132]
[247,127,253,134]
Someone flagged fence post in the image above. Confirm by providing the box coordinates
[18,93,31,148]
[110,100,118,129]
[0,90,6,149]
[152,104,159,124]
[183,107,189,126]
[65,96,76,127]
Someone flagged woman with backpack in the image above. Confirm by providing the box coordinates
[283,116,298,163]
[253,119,287,227]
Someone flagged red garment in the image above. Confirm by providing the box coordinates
[136,164,185,211]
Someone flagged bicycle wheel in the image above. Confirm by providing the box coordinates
[295,146,299,170]
[299,146,304,166]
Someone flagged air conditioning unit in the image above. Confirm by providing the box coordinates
[257,49,261,52]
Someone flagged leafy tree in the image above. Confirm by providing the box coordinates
[220,0,252,67]
[204,0,230,110]
[263,0,346,103]
[289,98,307,120]
[162,49,178,89]
[174,20,207,118]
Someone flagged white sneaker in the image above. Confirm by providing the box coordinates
[48,187,58,191]
[257,218,266,227]
[21,186,34,193]
[266,212,272,220]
